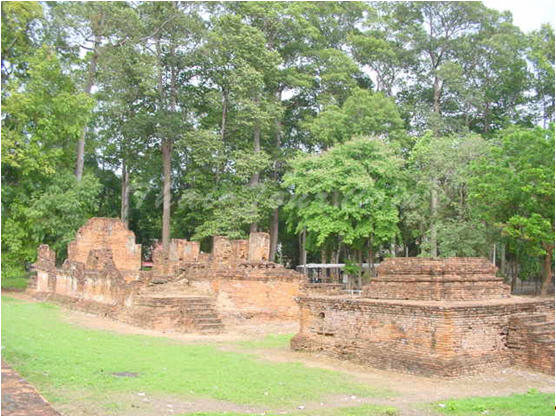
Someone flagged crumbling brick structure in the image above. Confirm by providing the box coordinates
[28,218,303,334]
[292,257,554,376]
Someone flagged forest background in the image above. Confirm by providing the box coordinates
[2,1,554,294]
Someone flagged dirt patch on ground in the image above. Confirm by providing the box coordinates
[52,389,266,416]
[1,361,60,416]
[225,343,554,415]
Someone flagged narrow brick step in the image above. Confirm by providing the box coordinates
[528,328,554,337]
[198,322,224,329]
[183,305,214,313]
[533,335,555,342]
[525,321,554,331]
[197,319,223,325]
[195,312,219,320]
[198,324,223,331]
[514,313,547,323]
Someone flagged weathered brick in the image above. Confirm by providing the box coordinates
[29,218,303,333]
[293,257,554,377]
[67,218,141,271]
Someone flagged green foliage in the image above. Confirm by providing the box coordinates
[430,390,554,416]
[1,1,553,276]
[305,88,405,148]
[2,46,95,178]
[1,1,43,83]
[343,259,362,277]
[284,137,405,253]
[2,298,387,409]
[469,127,555,257]
[3,172,101,266]
[406,132,489,256]
[2,43,99,270]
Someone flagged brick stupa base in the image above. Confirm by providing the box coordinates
[291,258,554,377]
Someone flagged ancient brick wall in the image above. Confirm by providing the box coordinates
[507,313,555,375]
[164,262,303,321]
[293,257,553,377]
[301,283,344,296]
[292,296,554,376]
[30,222,303,333]
[364,257,510,301]
[211,269,300,321]
[67,218,141,271]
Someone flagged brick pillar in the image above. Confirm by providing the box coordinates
[248,232,270,262]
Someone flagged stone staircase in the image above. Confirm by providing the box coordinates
[507,312,554,375]
[133,295,224,334]
[181,296,224,333]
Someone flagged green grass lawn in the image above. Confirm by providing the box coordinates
[3,296,552,416]
[430,390,555,416]
[1,296,389,413]
[1,274,28,290]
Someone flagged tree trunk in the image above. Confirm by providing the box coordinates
[121,160,130,228]
[510,259,518,293]
[269,89,282,263]
[500,242,506,278]
[357,249,363,289]
[321,247,327,265]
[433,74,442,115]
[161,139,172,252]
[541,244,554,296]
[430,179,438,257]
[220,89,228,141]
[75,33,101,181]
[269,208,279,262]
[299,228,307,273]
[249,97,261,233]
[368,237,375,276]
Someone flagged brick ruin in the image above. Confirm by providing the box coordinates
[29,217,303,333]
[292,257,554,376]
[28,219,554,377]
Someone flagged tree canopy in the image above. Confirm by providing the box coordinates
[1,1,554,293]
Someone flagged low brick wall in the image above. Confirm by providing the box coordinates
[507,313,555,375]
[171,262,302,322]
[292,295,554,377]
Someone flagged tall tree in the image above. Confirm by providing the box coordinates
[469,127,555,295]
[138,1,204,252]
[1,1,43,87]
[526,24,555,128]
[2,46,97,274]
[406,132,489,257]
[284,137,404,271]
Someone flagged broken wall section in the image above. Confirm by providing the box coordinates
[152,232,271,275]
[67,218,141,271]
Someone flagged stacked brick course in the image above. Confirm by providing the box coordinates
[292,257,554,376]
[364,258,510,301]
[507,313,554,374]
